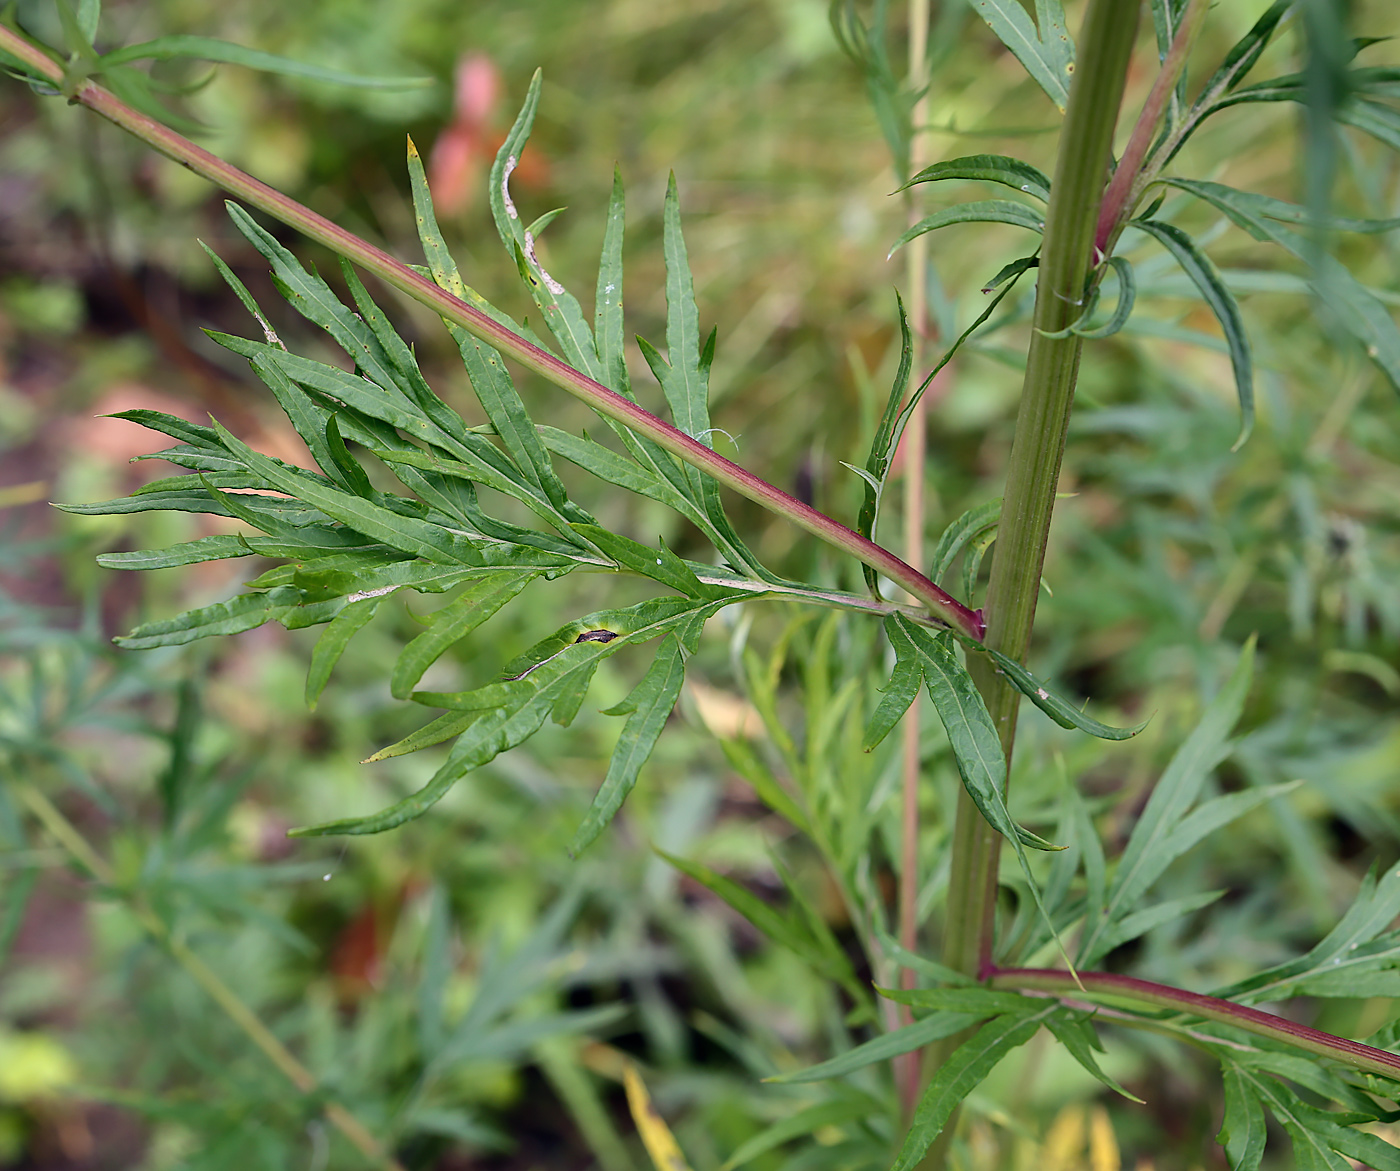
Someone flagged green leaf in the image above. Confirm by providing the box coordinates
[657,848,853,985]
[1045,1010,1144,1103]
[888,616,1061,853]
[976,644,1148,740]
[655,172,712,454]
[876,986,1032,1016]
[863,656,921,751]
[365,711,480,762]
[969,0,1074,112]
[97,535,255,571]
[570,633,690,855]
[764,1011,985,1084]
[390,571,537,700]
[718,1092,884,1171]
[890,1008,1051,1171]
[1218,1063,1268,1171]
[1253,1079,1354,1171]
[115,587,310,649]
[1163,178,1400,395]
[1132,218,1254,449]
[305,596,382,709]
[1073,255,1136,339]
[889,199,1046,256]
[855,293,914,597]
[1079,637,1254,966]
[1215,862,1400,1004]
[931,499,1001,585]
[718,739,811,837]
[904,154,1051,202]
[571,525,718,599]
[595,166,629,395]
[211,422,484,566]
[1086,888,1226,957]
[97,35,432,89]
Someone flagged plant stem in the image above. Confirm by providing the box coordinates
[919,5,1140,1164]
[991,967,1400,1082]
[13,779,405,1171]
[0,23,983,643]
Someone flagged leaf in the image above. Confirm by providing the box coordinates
[656,849,854,987]
[1086,887,1226,957]
[97,35,432,89]
[719,1092,884,1171]
[390,571,537,700]
[931,499,1001,584]
[1073,255,1136,339]
[854,293,914,597]
[876,985,1032,1016]
[595,165,630,395]
[295,598,730,835]
[571,525,719,599]
[305,596,382,709]
[969,0,1075,112]
[719,739,811,837]
[624,1064,694,1171]
[863,656,922,751]
[114,587,306,650]
[888,616,1061,853]
[97,535,255,571]
[903,154,1051,202]
[1132,218,1254,449]
[1078,638,1254,965]
[211,422,484,566]
[1218,1063,1268,1171]
[1163,178,1400,395]
[976,644,1149,741]
[889,199,1046,256]
[1045,1010,1144,1103]
[764,1011,985,1084]
[890,1008,1052,1171]
[569,633,689,855]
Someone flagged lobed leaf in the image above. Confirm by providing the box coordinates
[305,596,382,709]
[1219,1063,1268,1171]
[1045,1009,1144,1102]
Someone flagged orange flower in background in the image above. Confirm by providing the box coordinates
[429,53,549,217]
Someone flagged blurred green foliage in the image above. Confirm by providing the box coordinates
[2,0,1400,1168]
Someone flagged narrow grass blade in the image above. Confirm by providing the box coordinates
[719,1092,883,1171]
[1079,637,1254,965]
[570,633,688,855]
[306,595,381,708]
[1133,218,1253,448]
[890,1008,1051,1171]
[624,1064,695,1171]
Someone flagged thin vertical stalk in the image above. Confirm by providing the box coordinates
[944,0,1139,983]
[918,4,1139,1165]
[897,0,933,1124]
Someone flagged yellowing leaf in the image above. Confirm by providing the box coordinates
[624,1063,694,1171]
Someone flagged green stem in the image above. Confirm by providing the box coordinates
[918,11,1140,1167]
[13,779,405,1171]
[944,0,1139,986]
[991,967,1400,1082]
[0,22,982,643]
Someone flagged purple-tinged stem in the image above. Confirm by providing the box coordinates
[1094,0,1209,257]
[0,24,984,642]
[991,967,1400,1082]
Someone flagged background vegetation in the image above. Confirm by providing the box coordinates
[2,0,1399,1168]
